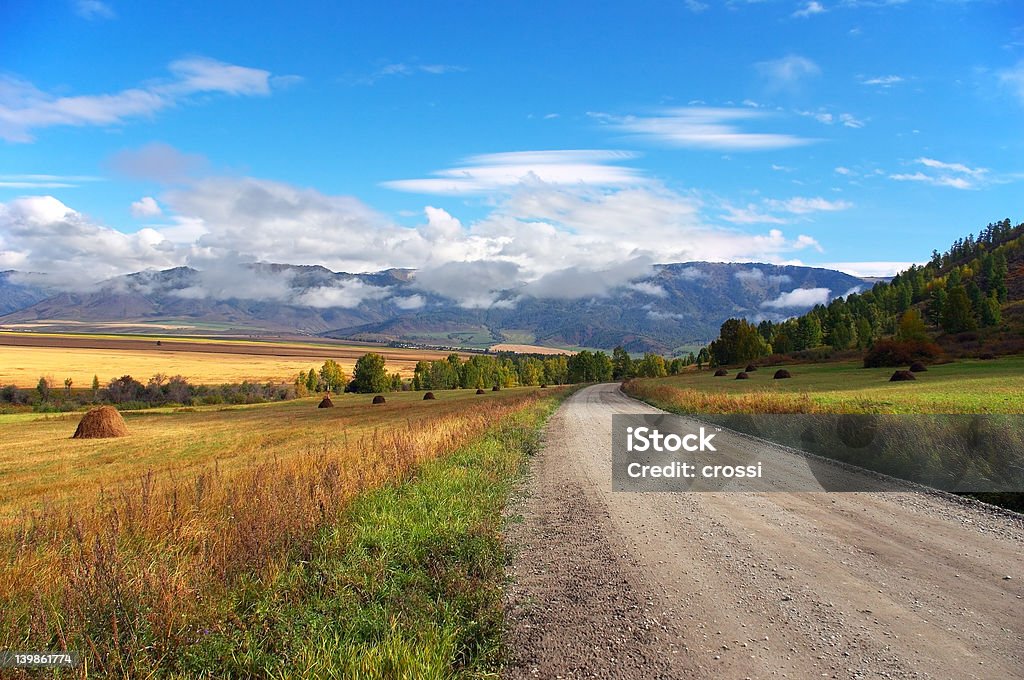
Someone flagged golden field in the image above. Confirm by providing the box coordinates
[0,332,466,387]
[0,385,564,674]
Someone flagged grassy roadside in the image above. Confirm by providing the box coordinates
[162,396,560,679]
[2,392,563,678]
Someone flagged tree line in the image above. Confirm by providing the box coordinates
[706,218,1021,366]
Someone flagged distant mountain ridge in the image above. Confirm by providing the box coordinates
[0,262,870,353]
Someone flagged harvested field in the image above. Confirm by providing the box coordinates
[0,332,468,387]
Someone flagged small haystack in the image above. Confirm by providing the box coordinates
[890,370,916,382]
[745,364,758,372]
[909,362,928,373]
[317,395,334,408]
[773,369,792,379]
[540,384,547,388]
[423,391,436,400]
[372,395,386,404]
[492,385,501,391]
[476,388,486,394]
[714,368,728,377]
[72,406,128,439]
[736,372,750,380]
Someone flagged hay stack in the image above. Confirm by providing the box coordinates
[540,384,547,388]
[72,406,128,439]
[476,388,486,395]
[423,391,436,400]
[713,368,728,377]
[773,369,792,379]
[317,395,334,408]
[492,385,501,391]
[889,370,916,382]
[909,362,928,373]
[735,372,750,380]
[745,364,758,372]
[372,395,386,404]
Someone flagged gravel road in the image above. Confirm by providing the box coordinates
[503,383,1023,679]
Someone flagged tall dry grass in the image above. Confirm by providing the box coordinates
[0,391,546,676]
[622,378,827,414]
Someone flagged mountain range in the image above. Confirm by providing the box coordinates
[0,263,871,353]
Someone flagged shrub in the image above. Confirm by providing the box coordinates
[863,338,943,368]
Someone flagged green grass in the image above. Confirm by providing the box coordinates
[157,396,560,679]
[633,356,1024,414]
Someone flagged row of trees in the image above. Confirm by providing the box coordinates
[706,219,1021,365]
[1,374,297,411]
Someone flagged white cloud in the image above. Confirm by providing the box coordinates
[839,113,865,128]
[357,62,465,85]
[628,281,668,297]
[819,261,921,278]
[762,287,831,308]
[1,167,836,307]
[0,173,101,188]
[764,196,853,214]
[75,0,115,20]
[0,196,183,286]
[723,195,851,225]
[834,166,852,175]
[722,204,788,225]
[861,75,904,87]
[889,157,988,190]
[130,196,162,218]
[383,150,643,195]
[1000,61,1024,106]
[0,57,288,142]
[755,55,821,92]
[590,108,814,151]
[295,279,392,308]
[393,294,425,310]
[683,0,709,12]
[792,2,826,18]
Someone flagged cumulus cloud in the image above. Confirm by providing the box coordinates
[0,57,288,142]
[762,287,831,308]
[130,196,162,218]
[590,108,813,151]
[1,164,838,307]
[0,196,183,287]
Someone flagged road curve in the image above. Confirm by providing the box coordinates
[503,383,1023,679]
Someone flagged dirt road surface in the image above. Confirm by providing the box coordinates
[504,383,1023,679]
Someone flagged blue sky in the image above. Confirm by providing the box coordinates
[1,0,1022,298]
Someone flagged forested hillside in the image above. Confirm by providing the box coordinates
[708,219,1024,365]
